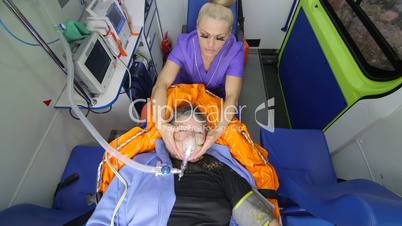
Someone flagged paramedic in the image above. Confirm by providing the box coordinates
[152,0,244,162]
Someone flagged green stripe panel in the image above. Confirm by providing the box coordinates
[277,0,402,129]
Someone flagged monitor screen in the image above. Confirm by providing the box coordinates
[85,40,112,84]
[107,3,124,33]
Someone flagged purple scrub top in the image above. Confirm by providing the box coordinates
[168,30,244,98]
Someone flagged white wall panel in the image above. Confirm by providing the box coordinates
[243,0,294,49]
[10,111,92,207]
[10,95,134,208]
[327,87,402,196]
[0,0,135,210]
[156,0,187,45]
[0,0,67,210]
[331,141,374,181]
[360,108,402,195]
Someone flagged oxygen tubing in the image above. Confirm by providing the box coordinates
[60,32,180,175]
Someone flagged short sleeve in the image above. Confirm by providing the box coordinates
[220,163,251,207]
[167,37,185,68]
[226,46,244,77]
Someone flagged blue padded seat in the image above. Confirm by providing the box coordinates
[0,145,104,226]
[53,145,105,213]
[186,0,238,34]
[0,204,79,226]
[260,128,402,226]
[285,216,334,226]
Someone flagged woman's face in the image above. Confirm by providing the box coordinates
[197,17,231,58]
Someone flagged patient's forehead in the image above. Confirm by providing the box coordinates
[174,117,206,131]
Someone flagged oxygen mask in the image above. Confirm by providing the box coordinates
[173,125,206,180]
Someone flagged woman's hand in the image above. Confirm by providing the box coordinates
[152,60,181,158]
[188,75,240,161]
[189,124,226,161]
[158,123,183,160]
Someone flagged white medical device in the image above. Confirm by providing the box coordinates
[73,32,115,95]
[121,0,145,30]
[86,0,132,57]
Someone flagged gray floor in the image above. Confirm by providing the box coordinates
[238,50,269,143]
[261,53,291,129]
[239,49,290,143]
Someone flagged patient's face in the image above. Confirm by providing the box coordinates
[173,117,207,156]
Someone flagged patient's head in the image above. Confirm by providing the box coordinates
[170,104,208,158]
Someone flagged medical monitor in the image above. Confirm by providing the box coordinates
[88,0,131,48]
[106,2,125,34]
[73,32,115,95]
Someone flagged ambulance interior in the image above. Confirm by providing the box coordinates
[0,0,402,225]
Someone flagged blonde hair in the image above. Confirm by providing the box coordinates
[209,0,234,7]
[197,0,234,31]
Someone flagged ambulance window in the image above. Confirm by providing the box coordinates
[323,0,402,81]
[359,0,402,61]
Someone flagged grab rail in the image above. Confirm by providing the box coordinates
[281,0,299,32]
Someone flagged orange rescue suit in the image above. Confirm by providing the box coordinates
[99,84,280,217]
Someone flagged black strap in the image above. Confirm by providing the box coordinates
[258,189,279,200]
[54,173,80,199]
[63,209,94,226]
[237,0,244,33]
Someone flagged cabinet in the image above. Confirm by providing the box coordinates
[143,0,163,78]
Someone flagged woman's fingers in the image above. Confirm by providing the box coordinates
[164,137,178,156]
[170,138,183,159]
[190,126,226,161]
[166,140,180,158]
[190,134,214,161]
[160,125,183,160]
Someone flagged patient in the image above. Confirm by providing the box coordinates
[86,104,280,226]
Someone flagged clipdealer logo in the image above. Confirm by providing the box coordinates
[254,98,275,132]
[128,97,275,132]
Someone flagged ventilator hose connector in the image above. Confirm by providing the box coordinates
[179,137,196,180]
